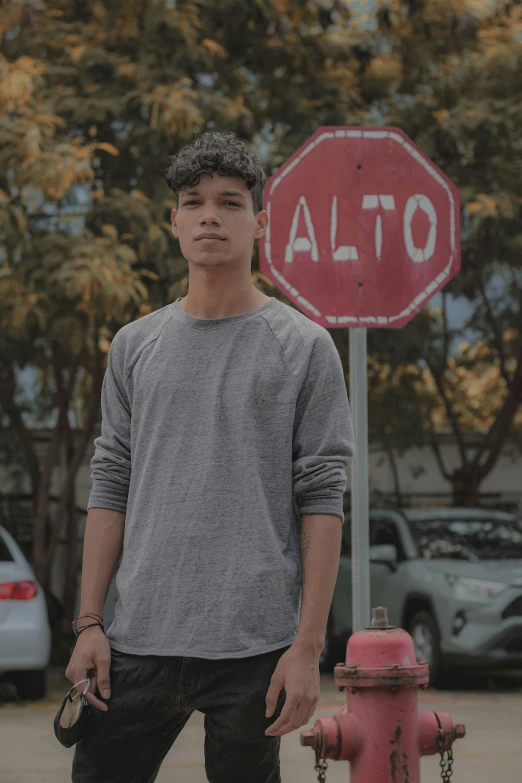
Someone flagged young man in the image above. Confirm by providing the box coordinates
[65,131,355,783]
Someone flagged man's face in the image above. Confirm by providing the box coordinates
[171,174,268,268]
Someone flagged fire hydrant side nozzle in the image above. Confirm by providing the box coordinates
[300,606,466,782]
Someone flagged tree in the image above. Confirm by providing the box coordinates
[0,0,368,641]
[363,0,522,503]
[367,331,522,504]
[1,1,521,652]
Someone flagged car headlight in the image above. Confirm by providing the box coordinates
[446,575,508,602]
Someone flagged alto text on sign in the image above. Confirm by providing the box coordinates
[260,128,460,329]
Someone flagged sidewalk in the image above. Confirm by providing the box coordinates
[1,670,521,782]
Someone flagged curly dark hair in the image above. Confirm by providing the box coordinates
[164,131,267,213]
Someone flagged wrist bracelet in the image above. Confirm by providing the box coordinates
[72,613,103,631]
[74,622,105,639]
[74,613,103,623]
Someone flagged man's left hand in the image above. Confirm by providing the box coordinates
[264,643,321,736]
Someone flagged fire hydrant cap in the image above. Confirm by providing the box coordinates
[333,606,429,688]
[347,625,418,667]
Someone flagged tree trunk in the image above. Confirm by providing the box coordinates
[33,423,62,588]
[61,433,79,636]
[386,444,403,506]
[0,368,41,500]
[0,492,6,533]
[450,469,481,506]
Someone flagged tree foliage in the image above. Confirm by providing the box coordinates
[0,0,520,637]
[0,0,366,624]
[362,0,522,502]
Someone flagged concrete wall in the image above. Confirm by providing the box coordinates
[367,441,522,509]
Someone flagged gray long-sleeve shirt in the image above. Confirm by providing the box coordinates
[88,296,355,659]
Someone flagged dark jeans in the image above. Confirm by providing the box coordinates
[72,643,292,783]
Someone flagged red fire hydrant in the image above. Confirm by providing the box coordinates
[301,606,465,782]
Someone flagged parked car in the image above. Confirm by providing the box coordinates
[0,525,51,699]
[320,507,522,685]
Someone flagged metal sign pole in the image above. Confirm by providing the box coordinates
[349,327,371,633]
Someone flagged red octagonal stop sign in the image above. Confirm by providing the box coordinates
[260,127,460,329]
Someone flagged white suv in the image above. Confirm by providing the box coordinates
[321,507,522,686]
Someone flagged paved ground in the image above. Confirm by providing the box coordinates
[1,668,521,782]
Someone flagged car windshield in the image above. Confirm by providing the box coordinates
[409,517,522,561]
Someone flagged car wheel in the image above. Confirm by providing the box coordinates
[408,610,445,688]
[12,669,47,701]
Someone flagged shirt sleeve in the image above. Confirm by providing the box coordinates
[292,329,355,523]
[87,330,132,514]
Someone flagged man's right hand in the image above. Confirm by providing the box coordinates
[65,626,112,711]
